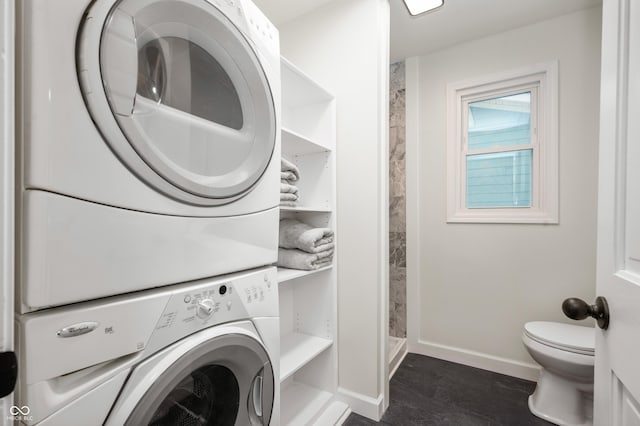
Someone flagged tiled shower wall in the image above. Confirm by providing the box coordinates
[389,61,406,338]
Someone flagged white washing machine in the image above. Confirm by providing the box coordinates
[16,0,281,312]
[16,267,279,425]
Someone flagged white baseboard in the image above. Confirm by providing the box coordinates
[333,407,352,426]
[408,339,541,382]
[389,342,408,379]
[336,387,384,421]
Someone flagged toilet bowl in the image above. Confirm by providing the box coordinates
[522,321,595,426]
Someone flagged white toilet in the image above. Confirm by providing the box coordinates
[522,321,595,426]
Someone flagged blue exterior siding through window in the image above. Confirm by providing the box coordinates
[466,149,532,208]
[465,92,533,208]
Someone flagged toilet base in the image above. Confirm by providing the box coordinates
[528,369,593,426]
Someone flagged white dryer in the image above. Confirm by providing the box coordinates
[16,267,279,425]
[17,0,281,312]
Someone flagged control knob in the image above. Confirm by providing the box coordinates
[196,299,216,319]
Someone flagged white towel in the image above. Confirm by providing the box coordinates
[280,193,298,202]
[315,249,334,260]
[281,158,300,182]
[281,171,298,182]
[280,201,297,207]
[277,248,333,270]
[279,219,334,253]
[280,181,299,194]
[315,236,333,247]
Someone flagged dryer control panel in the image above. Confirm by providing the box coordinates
[144,267,278,355]
[205,0,280,60]
[240,0,280,57]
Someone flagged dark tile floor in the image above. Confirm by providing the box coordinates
[343,353,553,426]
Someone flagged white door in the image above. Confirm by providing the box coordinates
[594,0,640,424]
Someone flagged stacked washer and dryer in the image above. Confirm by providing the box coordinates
[16,0,281,424]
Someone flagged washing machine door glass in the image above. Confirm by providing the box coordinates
[124,334,274,426]
[149,365,240,425]
[99,0,276,199]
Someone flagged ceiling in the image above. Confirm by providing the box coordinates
[253,0,602,63]
[389,0,601,62]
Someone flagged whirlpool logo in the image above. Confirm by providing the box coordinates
[7,405,33,421]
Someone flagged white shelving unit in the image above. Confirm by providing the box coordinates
[279,57,345,424]
[277,265,332,283]
[280,382,333,426]
[279,206,331,213]
[282,127,328,155]
[280,332,333,381]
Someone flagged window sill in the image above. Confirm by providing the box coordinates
[447,208,558,224]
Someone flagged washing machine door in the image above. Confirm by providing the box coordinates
[80,0,276,204]
[123,333,274,426]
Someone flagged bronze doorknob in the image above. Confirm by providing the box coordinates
[562,296,609,330]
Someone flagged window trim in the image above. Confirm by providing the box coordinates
[446,61,558,224]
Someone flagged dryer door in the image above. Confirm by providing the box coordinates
[123,333,274,426]
[80,0,276,203]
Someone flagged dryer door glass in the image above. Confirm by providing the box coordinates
[123,334,274,426]
[99,0,276,199]
[137,37,244,130]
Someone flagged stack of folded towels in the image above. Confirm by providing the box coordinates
[280,158,300,207]
[277,219,334,270]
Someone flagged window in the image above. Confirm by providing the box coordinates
[446,62,558,223]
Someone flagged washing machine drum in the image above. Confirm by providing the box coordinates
[124,334,274,426]
[78,0,276,205]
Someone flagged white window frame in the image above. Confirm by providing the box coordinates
[446,61,558,224]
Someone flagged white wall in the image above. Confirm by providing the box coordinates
[0,0,15,423]
[278,0,390,418]
[406,7,602,379]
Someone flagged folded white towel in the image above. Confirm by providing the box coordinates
[280,193,298,202]
[315,249,334,260]
[279,219,334,253]
[281,171,298,182]
[280,181,299,194]
[315,236,333,246]
[311,241,334,253]
[277,248,333,270]
[281,158,300,182]
[280,201,297,207]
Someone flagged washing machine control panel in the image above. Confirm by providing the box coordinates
[145,267,278,354]
[196,299,216,319]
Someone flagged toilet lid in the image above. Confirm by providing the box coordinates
[524,321,595,355]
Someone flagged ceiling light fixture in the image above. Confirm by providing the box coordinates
[403,0,444,16]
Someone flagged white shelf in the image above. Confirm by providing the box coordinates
[282,127,330,155]
[277,266,332,283]
[280,382,333,426]
[280,332,333,382]
[279,206,332,213]
[313,401,351,425]
[281,58,335,150]
[279,55,338,424]
[281,58,334,107]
